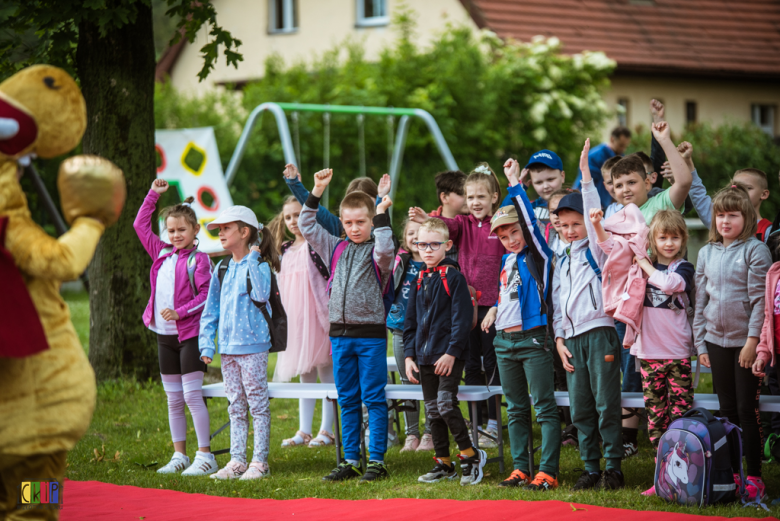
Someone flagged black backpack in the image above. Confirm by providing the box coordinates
[217,257,287,353]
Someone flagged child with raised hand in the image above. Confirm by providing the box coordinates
[482,158,560,491]
[500,150,566,224]
[409,164,506,446]
[133,178,217,477]
[199,206,280,481]
[268,196,335,449]
[388,217,432,452]
[299,168,395,482]
[601,156,623,219]
[694,185,772,501]
[554,139,624,491]
[404,218,486,486]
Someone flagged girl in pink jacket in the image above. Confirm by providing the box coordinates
[133,179,216,477]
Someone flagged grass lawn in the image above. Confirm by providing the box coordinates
[62,291,780,517]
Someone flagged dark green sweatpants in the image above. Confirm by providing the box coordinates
[563,326,622,472]
[495,328,560,477]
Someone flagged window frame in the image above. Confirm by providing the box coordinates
[685,100,697,125]
[269,0,298,35]
[356,0,389,27]
[752,104,776,137]
[616,97,630,127]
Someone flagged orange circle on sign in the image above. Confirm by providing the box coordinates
[155,144,167,174]
[197,186,219,212]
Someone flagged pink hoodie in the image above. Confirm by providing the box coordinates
[756,262,780,366]
[133,190,212,342]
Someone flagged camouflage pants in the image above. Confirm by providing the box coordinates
[640,358,694,448]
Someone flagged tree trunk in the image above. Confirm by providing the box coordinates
[78,3,158,381]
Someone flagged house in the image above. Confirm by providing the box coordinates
[159,0,780,138]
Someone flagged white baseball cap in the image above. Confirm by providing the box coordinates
[206,205,261,231]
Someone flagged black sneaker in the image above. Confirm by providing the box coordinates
[572,470,602,491]
[598,469,625,490]
[459,449,487,486]
[322,462,362,482]
[622,441,638,459]
[360,461,389,482]
[418,458,457,483]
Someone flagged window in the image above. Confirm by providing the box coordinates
[357,0,388,27]
[616,97,629,127]
[269,0,297,33]
[685,101,697,125]
[752,104,776,136]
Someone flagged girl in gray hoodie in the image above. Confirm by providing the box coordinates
[693,184,772,501]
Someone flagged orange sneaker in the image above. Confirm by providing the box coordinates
[498,469,530,487]
[525,471,558,491]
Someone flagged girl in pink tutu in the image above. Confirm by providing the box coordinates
[270,193,335,447]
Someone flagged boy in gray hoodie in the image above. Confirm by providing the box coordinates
[553,140,624,491]
[298,169,395,483]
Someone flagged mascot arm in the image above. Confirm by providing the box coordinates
[6,215,105,280]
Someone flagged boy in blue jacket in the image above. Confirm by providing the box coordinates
[482,158,560,491]
[403,218,486,486]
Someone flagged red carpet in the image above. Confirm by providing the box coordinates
[60,480,777,521]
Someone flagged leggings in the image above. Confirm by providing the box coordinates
[465,305,500,424]
[707,342,764,477]
[299,364,335,436]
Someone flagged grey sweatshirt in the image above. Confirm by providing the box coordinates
[299,193,394,338]
[693,237,772,354]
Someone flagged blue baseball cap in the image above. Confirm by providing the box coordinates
[552,192,583,216]
[525,149,563,171]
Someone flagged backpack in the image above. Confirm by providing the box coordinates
[585,248,601,281]
[281,240,329,280]
[217,257,288,353]
[327,240,394,318]
[158,247,210,297]
[654,408,750,507]
[415,265,481,330]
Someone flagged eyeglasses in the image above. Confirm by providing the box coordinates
[414,241,444,251]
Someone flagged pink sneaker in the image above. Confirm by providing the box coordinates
[641,485,655,496]
[209,459,247,480]
[745,476,767,502]
[416,433,434,452]
[401,435,420,453]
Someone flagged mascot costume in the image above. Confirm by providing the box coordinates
[0,65,125,520]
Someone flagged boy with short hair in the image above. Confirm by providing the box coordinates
[602,156,623,219]
[503,150,566,223]
[482,158,560,491]
[404,218,487,486]
[429,170,468,261]
[298,168,395,482]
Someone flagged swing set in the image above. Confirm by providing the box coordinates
[224,102,459,210]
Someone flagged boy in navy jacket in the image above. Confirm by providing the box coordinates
[403,218,486,486]
[482,158,560,491]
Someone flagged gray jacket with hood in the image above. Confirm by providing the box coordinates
[299,193,394,338]
[693,236,771,354]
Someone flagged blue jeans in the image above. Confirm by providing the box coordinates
[614,320,642,392]
[331,336,388,461]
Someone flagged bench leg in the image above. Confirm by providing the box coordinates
[330,398,342,465]
[495,395,504,474]
[360,418,368,470]
[471,401,480,451]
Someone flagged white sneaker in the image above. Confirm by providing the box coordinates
[210,459,247,480]
[181,452,218,476]
[157,452,190,474]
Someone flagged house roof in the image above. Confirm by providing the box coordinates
[460,0,780,79]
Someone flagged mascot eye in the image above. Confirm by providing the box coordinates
[675,461,681,467]
[43,76,61,90]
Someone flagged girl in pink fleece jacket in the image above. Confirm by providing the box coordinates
[133,179,216,477]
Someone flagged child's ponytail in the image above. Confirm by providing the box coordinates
[466,162,503,212]
[257,224,282,272]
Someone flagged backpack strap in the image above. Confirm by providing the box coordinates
[544,222,552,243]
[436,266,451,297]
[585,248,602,281]
[326,240,349,295]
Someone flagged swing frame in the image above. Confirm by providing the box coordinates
[224,102,459,210]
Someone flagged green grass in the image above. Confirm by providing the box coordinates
[62,292,780,516]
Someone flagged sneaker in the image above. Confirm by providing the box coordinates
[209,459,247,480]
[572,470,602,491]
[459,449,487,486]
[622,441,638,459]
[561,424,579,448]
[478,428,499,449]
[181,452,218,476]
[598,469,625,490]
[641,485,655,496]
[157,452,190,474]
[498,469,530,487]
[416,433,434,452]
[525,471,559,491]
[360,461,389,482]
[418,458,457,483]
[240,461,270,480]
[401,435,420,453]
[322,462,363,482]
[745,476,767,502]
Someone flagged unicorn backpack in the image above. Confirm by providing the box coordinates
[654,408,748,507]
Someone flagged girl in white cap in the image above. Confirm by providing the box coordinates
[199,205,280,480]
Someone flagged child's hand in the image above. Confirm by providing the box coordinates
[377,196,393,214]
[152,178,169,194]
[556,338,574,373]
[201,356,212,365]
[377,174,391,198]
[753,358,767,378]
[589,208,603,224]
[739,341,758,369]
[650,99,665,123]
[651,121,671,143]
[434,353,456,377]
[161,308,180,321]
[677,141,694,172]
[312,168,333,197]
[660,160,675,184]
[251,244,262,254]
[405,357,420,384]
[481,307,497,332]
[698,354,710,368]
[283,163,299,180]
[579,138,591,182]
[408,207,427,224]
[503,158,520,186]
